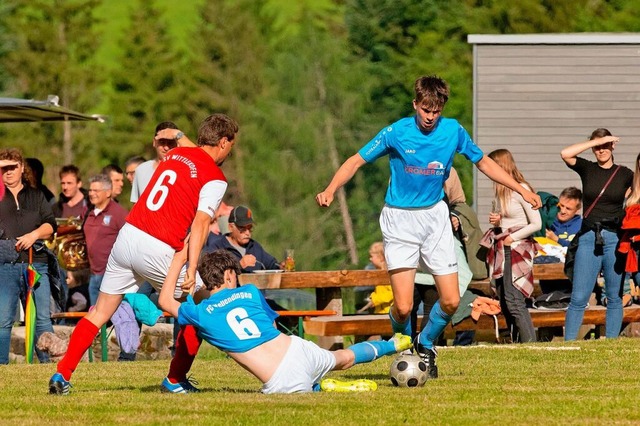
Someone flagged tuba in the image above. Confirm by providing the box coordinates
[46,217,89,271]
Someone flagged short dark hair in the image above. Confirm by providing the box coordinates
[198,249,242,290]
[589,128,612,140]
[59,164,81,181]
[155,121,178,134]
[559,187,582,202]
[125,156,146,168]
[414,75,449,109]
[197,113,239,147]
[101,164,123,175]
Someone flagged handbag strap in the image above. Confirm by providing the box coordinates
[583,165,621,219]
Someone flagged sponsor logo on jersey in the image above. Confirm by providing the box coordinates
[404,160,445,176]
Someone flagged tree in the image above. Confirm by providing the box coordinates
[0,0,103,183]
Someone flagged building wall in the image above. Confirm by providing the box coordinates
[469,36,640,231]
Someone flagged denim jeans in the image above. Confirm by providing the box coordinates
[495,247,536,343]
[564,229,625,340]
[89,273,104,306]
[0,262,54,363]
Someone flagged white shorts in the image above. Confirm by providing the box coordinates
[99,223,203,299]
[261,335,336,394]
[379,201,458,276]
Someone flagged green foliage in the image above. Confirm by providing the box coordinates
[4,339,640,424]
[1,0,639,269]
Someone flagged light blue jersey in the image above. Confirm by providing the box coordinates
[358,116,483,208]
[178,284,280,353]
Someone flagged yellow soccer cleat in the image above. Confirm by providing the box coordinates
[320,378,378,392]
[389,333,413,353]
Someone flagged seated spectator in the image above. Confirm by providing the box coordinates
[357,242,393,315]
[546,187,582,248]
[210,201,234,236]
[65,269,90,315]
[204,206,281,272]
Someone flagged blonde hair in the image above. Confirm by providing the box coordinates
[488,149,534,216]
[627,153,640,206]
[369,242,384,255]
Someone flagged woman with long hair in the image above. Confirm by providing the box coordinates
[487,149,541,343]
[560,128,633,340]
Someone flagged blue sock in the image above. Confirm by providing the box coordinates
[418,301,451,350]
[389,310,411,336]
[350,340,397,364]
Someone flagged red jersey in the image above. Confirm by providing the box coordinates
[127,147,227,250]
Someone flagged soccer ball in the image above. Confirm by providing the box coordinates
[389,354,428,387]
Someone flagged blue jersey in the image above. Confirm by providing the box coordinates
[358,117,483,208]
[177,284,280,353]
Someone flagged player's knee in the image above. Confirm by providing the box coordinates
[394,304,412,322]
[440,296,459,315]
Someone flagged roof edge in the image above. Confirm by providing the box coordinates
[468,33,640,45]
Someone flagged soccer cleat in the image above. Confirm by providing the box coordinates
[389,333,413,353]
[319,378,378,392]
[161,376,201,394]
[49,373,71,395]
[413,335,438,379]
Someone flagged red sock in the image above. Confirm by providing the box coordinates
[57,318,99,381]
[167,325,202,383]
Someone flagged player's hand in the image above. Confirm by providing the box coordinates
[450,215,460,231]
[545,229,559,242]
[488,212,501,226]
[182,269,196,294]
[241,254,257,269]
[155,128,182,142]
[522,190,541,210]
[316,190,334,207]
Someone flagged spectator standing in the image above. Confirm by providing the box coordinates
[49,113,238,395]
[561,128,633,341]
[124,156,146,185]
[316,75,541,377]
[485,149,541,343]
[130,122,178,203]
[26,158,55,204]
[204,206,281,273]
[53,165,91,220]
[101,164,125,202]
[0,148,57,364]
[83,174,128,305]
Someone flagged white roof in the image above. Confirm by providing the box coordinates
[468,33,640,45]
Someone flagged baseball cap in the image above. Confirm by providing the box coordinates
[229,206,254,227]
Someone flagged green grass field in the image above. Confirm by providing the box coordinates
[2,339,640,425]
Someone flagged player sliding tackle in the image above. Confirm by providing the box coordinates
[159,247,412,393]
[316,75,541,378]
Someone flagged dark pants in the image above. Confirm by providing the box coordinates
[495,247,536,343]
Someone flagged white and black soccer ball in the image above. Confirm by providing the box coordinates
[389,354,428,387]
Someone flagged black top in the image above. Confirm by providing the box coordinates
[0,185,57,263]
[568,157,633,226]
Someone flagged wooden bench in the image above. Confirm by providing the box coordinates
[303,306,640,338]
[237,263,640,344]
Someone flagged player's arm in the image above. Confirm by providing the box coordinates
[154,128,197,148]
[184,211,211,289]
[159,245,188,318]
[316,153,366,207]
[475,155,541,209]
[183,180,228,290]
